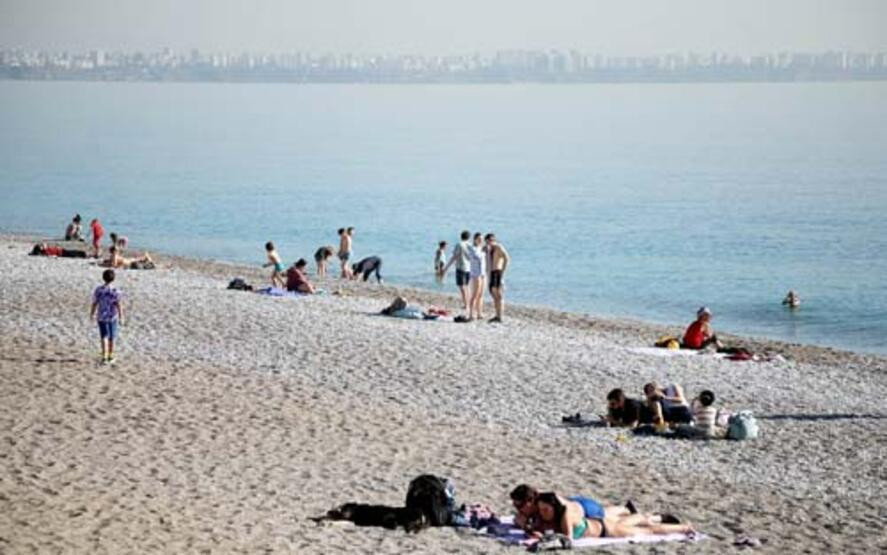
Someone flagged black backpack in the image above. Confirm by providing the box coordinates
[404,475,453,526]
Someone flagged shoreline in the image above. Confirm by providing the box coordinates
[6,231,884,368]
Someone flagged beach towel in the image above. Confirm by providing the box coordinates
[482,517,704,550]
[627,347,728,359]
[256,287,326,297]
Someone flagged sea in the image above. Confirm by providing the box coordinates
[1,80,886,354]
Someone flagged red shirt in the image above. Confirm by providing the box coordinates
[43,245,64,257]
[286,267,309,291]
[683,320,707,349]
[91,221,104,240]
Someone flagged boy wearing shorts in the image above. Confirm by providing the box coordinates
[90,269,123,364]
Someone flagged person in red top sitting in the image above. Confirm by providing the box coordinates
[682,306,723,350]
[286,259,316,294]
[90,218,105,258]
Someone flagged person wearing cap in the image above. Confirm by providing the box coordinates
[682,306,722,350]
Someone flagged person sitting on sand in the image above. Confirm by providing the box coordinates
[534,492,693,540]
[604,388,653,428]
[643,382,692,425]
[314,246,335,277]
[690,390,721,438]
[351,256,383,283]
[510,485,633,535]
[286,259,316,294]
[782,290,801,308]
[682,306,722,350]
[65,214,84,241]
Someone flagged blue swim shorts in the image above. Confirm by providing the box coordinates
[98,320,118,340]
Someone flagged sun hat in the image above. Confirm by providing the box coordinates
[697,306,712,317]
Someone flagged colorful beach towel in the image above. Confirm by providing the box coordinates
[482,517,704,550]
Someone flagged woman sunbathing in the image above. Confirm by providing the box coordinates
[534,492,693,540]
[102,246,154,269]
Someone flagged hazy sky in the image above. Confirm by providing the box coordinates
[1,0,885,54]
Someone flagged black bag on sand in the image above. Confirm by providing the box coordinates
[405,474,454,526]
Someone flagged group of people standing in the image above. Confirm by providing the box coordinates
[436,231,510,323]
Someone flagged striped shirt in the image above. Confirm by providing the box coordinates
[693,406,717,437]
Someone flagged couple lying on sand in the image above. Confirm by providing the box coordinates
[510,485,693,540]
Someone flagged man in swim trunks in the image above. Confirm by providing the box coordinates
[485,233,510,323]
[439,231,473,313]
[338,228,353,279]
[682,306,722,350]
[351,256,383,283]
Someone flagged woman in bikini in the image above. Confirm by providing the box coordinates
[535,493,693,540]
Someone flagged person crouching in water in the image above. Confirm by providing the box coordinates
[351,256,383,283]
[314,246,335,277]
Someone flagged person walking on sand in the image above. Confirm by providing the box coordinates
[263,241,286,289]
[485,233,510,323]
[434,241,448,283]
[468,233,487,320]
[314,246,335,277]
[89,218,104,258]
[90,269,123,365]
[439,230,472,313]
[338,227,354,279]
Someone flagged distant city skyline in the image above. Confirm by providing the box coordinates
[1,1,886,56]
[3,46,885,84]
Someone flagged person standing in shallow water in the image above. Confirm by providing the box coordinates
[485,233,510,323]
[338,227,354,279]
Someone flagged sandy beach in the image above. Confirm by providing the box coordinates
[1,234,885,554]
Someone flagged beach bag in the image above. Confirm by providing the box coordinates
[654,335,681,350]
[227,278,253,291]
[405,474,455,526]
[727,411,759,440]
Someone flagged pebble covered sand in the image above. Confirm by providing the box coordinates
[1,235,885,553]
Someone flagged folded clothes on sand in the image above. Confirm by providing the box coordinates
[482,517,705,550]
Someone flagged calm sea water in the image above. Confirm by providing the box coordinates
[1,81,886,354]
